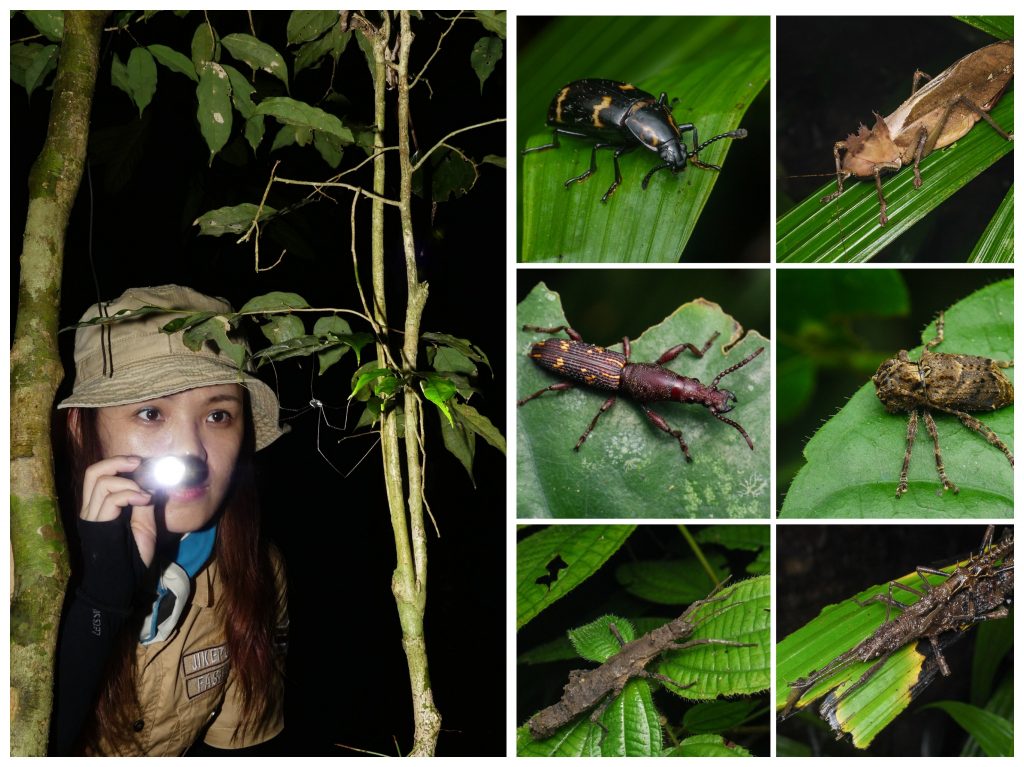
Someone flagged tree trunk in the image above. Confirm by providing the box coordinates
[10,10,107,756]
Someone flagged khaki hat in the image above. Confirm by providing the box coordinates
[58,285,285,451]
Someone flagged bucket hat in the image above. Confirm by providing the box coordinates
[57,285,285,450]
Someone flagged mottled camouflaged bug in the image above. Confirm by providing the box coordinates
[518,324,764,460]
[872,311,1014,497]
[522,79,748,202]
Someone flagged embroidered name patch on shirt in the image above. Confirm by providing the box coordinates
[182,645,229,699]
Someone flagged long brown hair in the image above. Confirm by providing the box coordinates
[66,398,280,753]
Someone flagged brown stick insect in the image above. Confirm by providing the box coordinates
[781,526,1013,723]
[822,40,1013,226]
[872,311,1013,497]
[527,580,756,742]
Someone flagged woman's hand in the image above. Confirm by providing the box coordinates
[81,455,156,567]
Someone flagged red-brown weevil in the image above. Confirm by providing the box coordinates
[821,40,1014,226]
[517,324,764,460]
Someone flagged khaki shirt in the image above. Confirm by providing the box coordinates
[97,553,287,755]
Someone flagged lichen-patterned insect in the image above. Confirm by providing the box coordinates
[872,311,1013,497]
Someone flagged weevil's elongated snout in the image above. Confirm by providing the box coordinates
[713,389,738,414]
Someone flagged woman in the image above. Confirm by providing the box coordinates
[53,284,288,755]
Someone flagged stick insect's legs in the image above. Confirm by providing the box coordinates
[926,634,952,676]
[642,670,697,692]
[854,579,925,622]
[608,623,627,647]
[922,409,958,493]
[667,637,755,652]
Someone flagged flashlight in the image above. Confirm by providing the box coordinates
[130,456,209,493]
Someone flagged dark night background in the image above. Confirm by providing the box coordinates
[11,11,505,756]
[777,524,1013,756]
[776,17,1013,262]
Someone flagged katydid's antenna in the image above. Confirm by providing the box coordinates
[85,162,112,376]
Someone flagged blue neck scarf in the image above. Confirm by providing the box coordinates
[139,524,217,645]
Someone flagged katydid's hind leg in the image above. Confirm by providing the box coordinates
[911,126,929,188]
[897,409,919,498]
[640,406,691,461]
[518,381,575,406]
[522,324,584,342]
[654,331,721,365]
[576,395,618,451]
[821,141,849,202]
[947,408,1014,467]
[923,410,959,494]
[958,94,1014,141]
[910,69,933,95]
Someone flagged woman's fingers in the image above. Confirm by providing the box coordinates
[81,456,152,522]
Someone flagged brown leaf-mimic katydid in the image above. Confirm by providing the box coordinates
[528,580,755,741]
[822,40,1013,226]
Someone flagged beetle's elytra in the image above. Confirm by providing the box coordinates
[872,311,1014,497]
[523,78,748,202]
[518,324,764,461]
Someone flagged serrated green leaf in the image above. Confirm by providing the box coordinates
[615,555,726,605]
[518,16,768,262]
[780,280,1013,518]
[237,291,310,313]
[196,61,233,160]
[568,615,637,663]
[222,33,288,89]
[255,96,353,144]
[517,283,770,518]
[777,92,1014,263]
[470,36,502,93]
[286,10,338,45]
[517,525,635,630]
[147,44,197,82]
[665,733,754,756]
[683,699,760,733]
[695,524,770,552]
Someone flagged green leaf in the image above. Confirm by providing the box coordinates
[420,374,457,427]
[190,21,219,68]
[147,44,198,82]
[969,184,1013,263]
[695,524,770,552]
[780,280,1013,518]
[452,402,506,455]
[516,525,635,630]
[955,15,1013,39]
[222,64,256,118]
[921,703,1012,757]
[314,130,345,169]
[238,291,310,313]
[518,16,768,262]
[777,91,1014,263]
[971,613,1013,704]
[428,345,476,375]
[439,407,476,485]
[194,203,276,237]
[482,154,506,168]
[413,147,478,203]
[259,314,305,344]
[474,10,506,39]
[15,43,58,99]
[351,368,394,399]
[286,10,338,45]
[294,24,350,74]
[615,555,726,605]
[255,96,354,144]
[568,615,637,663]
[517,283,770,518]
[124,48,157,116]
[470,36,502,93]
[421,331,492,372]
[665,734,754,757]
[221,33,288,89]
[160,311,216,334]
[196,62,233,160]
[182,317,246,368]
[683,699,760,734]
[24,10,63,42]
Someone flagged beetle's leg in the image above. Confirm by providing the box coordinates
[622,336,632,364]
[522,127,589,154]
[521,324,585,342]
[654,332,720,365]
[910,69,933,95]
[639,406,692,461]
[896,409,919,498]
[821,141,850,203]
[600,145,637,202]
[575,394,618,450]
[936,406,1014,467]
[517,381,574,406]
[924,312,944,351]
[713,412,755,451]
[922,409,959,494]
[564,142,606,186]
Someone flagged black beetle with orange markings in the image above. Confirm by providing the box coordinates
[523,78,748,202]
[517,324,764,460]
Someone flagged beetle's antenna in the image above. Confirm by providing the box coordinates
[715,413,755,450]
[711,347,764,388]
[693,128,747,154]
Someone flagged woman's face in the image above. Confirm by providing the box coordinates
[96,384,245,534]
